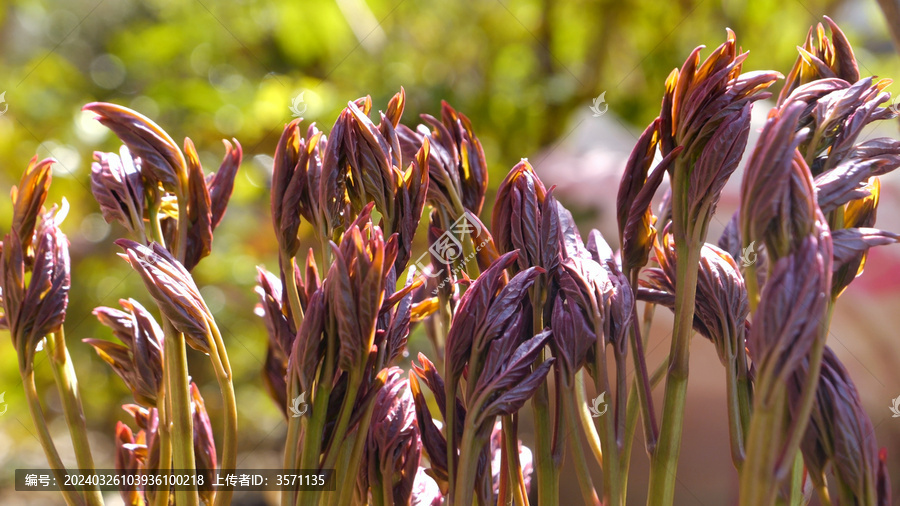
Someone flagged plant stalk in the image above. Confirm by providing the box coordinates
[155,396,172,506]
[281,250,305,330]
[453,427,482,506]
[46,330,103,505]
[563,384,600,506]
[161,319,198,506]
[22,369,85,506]
[336,399,378,506]
[206,322,238,506]
[575,370,604,468]
[647,237,701,506]
[502,415,528,506]
[321,371,361,470]
[529,279,559,506]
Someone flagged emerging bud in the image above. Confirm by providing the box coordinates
[398,101,488,216]
[740,102,817,260]
[778,16,860,105]
[116,240,212,353]
[86,299,165,407]
[444,252,540,386]
[660,30,779,242]
[492,161,561,274]
[642,237,749,366]
[83,102,187,191]
[326,206,395,372]
[181,137,241,271]
[272,119,325,256]
[363,368,421,505]
[616,119,682,275]
[2,207,70,373]
[790,348,886,503]
[747,222,832,382]
[114,422,144,506]
[91,147,145,236]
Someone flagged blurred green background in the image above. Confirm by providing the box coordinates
[1,0,899,504]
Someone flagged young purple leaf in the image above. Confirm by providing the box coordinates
[778,17,860,105]
[91,147,145,235]
[116,240,211,353]
[190,383,217,505]
[86,299,165,407]
[9,156,54,256]
[363,368,421,505]
[747,223,832,382]
[114,422,144,505]
[398,101,488,216]
[207,138,242,230]
[642,237,749,366]
[183,138,213,272]
[790,347,886,503]
[3,209,70,373]
[83,102,187,191]
[739,102,817,260]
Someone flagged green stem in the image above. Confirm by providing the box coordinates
[295,331,335,505]
[744,260,761,312]
[530,280,559,506]
[814,480,832,506]
[576,370,604,468]
[725,346,746,470]
[281,250,305,330]
[335,399,378,506]
[161,319,198,506]
[621,302,657,498]
[371,470,388,506]
[563,384,600,506]
[321,371,361,471]
[206,323,238,506]
[325,443,353,506]
[46,331,103,505]
[788,453,803,506]
[623,354,669,498]
[154,396,172,506]
[444,380,459,504]
[145,198,172,505]
[281,380,302,506]
[627,273,658,455]
[739,376,787,506]
[502,415,528,506]
[590,316,620,505]
[453,427,481,506]
[647,239,701,506]
[627,307,658,453]
[22,369,85,506]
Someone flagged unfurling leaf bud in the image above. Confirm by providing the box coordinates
[116,240,212,353]
[87,299,165,407]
